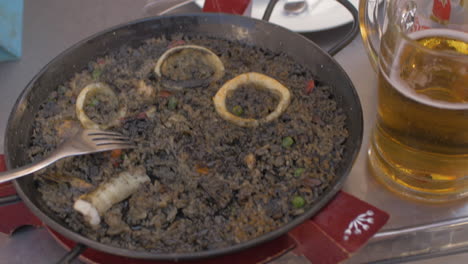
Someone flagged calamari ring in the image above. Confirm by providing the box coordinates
[75,82,126,129]
[154,45,225,90]
[213,72,291,127]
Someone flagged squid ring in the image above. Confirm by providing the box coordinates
[154,45,225,90]
[76,82,126,129]
[213,72,291,127]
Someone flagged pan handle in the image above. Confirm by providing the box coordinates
[262,0,279,21]
[0,154,22,206]
[328,0,360,56]
[56,243,88,264]
[0,194,21,206]
[143,0,195,16]
[262,0,359,56]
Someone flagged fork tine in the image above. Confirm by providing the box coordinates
[80,129,135,151]
[95,143,135,150]
[91,136,131,142]
[95,141,135,147]
[86,129,124,137]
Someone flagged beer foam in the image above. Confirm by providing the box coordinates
[384,29,468,110]
[407,28,468,42]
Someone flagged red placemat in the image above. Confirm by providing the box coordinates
[49,228,296,264]
[291,192,389,263]
[0,155,42,234]
[0,156,16,197]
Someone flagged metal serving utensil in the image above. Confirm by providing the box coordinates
[283,0,308,15]
[143,0,194,16]
[0,129,134,184]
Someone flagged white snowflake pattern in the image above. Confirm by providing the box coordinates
[343,210,374,241]
[438,0,448,7]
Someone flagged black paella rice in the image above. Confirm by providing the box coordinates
[29,35,348,253]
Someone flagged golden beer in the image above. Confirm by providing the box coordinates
[369,29,468,201]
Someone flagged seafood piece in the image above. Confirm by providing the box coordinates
[213,72,291,127]
[55,120,81,139]
[136,79,155,98]
[154,45,224,90]
[76,82,126,129]
[73,167,150,227]
[42,173,93,190]
[244,153,256,170]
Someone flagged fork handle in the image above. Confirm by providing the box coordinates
[0,153,63,184]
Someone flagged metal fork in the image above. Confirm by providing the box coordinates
[0,129,134,184]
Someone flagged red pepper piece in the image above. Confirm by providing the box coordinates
[112,160,121,168]
[136,112,147,120]
[97,58,106,65]
[168,40,186,48]
[118,117,128,125]
[110,149,122,159]
[158,90,172,98]
[196,166,209,175]
[304,80,315,94]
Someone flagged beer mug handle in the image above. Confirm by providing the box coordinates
[359,0,385,72]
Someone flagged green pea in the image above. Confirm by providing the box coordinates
[281,136,294,148]
[88,98,100,107]
[168,97,178,110]
[230,205,236,215]
[92,68,102,80]
[294,168,305,178]
[292,196,305,209]
[58,85,67,95]
[232,105,243,116]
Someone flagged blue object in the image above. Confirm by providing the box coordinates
[0,0,24,61]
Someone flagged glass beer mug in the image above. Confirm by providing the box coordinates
[360,0,468,202]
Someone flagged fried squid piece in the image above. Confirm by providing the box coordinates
[73,167,150,227]
[213,72,291,127]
